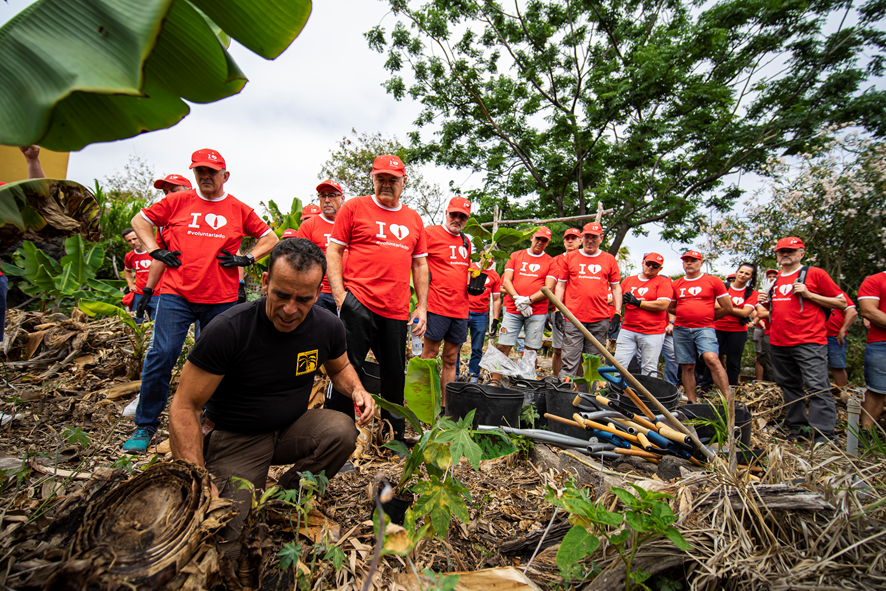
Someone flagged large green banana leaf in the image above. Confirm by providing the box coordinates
[0,0,311,151]
[0,179,101,250]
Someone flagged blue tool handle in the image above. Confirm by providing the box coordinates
[646,430,671,449]
[597,366,625,387]
[590,429,631,449]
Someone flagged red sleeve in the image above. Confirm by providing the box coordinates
[712,277,728,297]
[330,201,355,245]
[843,292,855,307]
[492,272,502,293]
[505,253,517,273]
[810,267,842,298]
[413,220,427,257]
[558,254,569,281]
[608,257,621,283]
[142,196,173,227]
[660,278,675,299]
[745,290,759,307]
[243,206,271,238]
[124,251,134,270]
[296,217,311,239]
[858,275,881,299]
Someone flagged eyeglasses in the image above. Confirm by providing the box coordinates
[373,176,402,186]
[447,212,469,221]
[318,192,342,200]
[534,237,549,244]
[644,262,661,269]
[776,248,798,255]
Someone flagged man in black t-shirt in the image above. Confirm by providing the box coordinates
[169,239,375,550]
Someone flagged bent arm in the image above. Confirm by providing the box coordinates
[714,294,734,320]
[324,353,375,427]
[169,361,224,467]
[145,260,166,290]
[248,231,279,261]
[840,307,858,332]
[731,304,755,319]
[501,270,518,299]
[805,291,847,311]
[638,298,670,312]
[131,214,161,253]
[533,276,557,304]
[554,279,566,303]
[859,299,886,331]
[755,304,770,320]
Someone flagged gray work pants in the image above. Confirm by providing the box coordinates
[560,320,609,389]
[770,343,836,438]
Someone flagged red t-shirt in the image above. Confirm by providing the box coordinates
[768,266,843,346]
[825,291,855,337]
[672,274,729,329]
[329,195,427,320]
[621,274,674,334]
[858,271,886,343]
[503,249,557,315]
[557,249,621,323]
[123,250,159,295]
[425,225,472,319]
[141,190,271,304]
[714,285,759,332]
[297,214,337,294]
[468,265,501,314]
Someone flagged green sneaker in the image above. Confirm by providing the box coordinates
[122,428,153,454]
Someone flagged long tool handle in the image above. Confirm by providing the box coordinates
[541,287,714,462]
[544,412,584,430]
[573,414,640,445]
[655,423,693,445]
[622,385,656,422]
[596,395,659,431]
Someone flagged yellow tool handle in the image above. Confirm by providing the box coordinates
[574,415,640,445]
[544,413,584,429]
[637,431,652,451]
[623,385,657,421]
[656,423,692,444]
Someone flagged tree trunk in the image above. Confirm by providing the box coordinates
[607,223,631,255]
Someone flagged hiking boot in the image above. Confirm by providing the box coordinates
[122,428,153,454]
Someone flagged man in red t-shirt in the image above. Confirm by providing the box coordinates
[668,250,733,402]
[122,228,160,323]
[421,197,473,398]
[495,227,557,378]
[554,223,622,382]
[298,180,345,314]
[858,271,886,432]
[756,237,846,444]
[551,228,582,376]
[123,149,278,453]
[465,262,501,383]
[825,290,857,397]
[326,155,429,444]
[615,252,674,376]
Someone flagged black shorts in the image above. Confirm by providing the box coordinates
[425,311,468,344]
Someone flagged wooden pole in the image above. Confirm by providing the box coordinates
[541,287,716,462]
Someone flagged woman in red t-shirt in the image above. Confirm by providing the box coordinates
[712,263,759,385]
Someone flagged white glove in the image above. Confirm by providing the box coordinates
[520,306,533,318]
[514,295,532,311]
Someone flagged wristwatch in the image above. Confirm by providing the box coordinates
[246,253,255,265]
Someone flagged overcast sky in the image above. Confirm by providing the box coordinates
[1,0,759,276]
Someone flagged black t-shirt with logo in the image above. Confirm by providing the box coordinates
[187,298,347,435]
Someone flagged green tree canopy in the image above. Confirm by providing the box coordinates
[366,0,886,253]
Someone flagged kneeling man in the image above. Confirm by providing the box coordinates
[170,238,374,545]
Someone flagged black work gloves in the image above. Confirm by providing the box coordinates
[554,311,564,332]
[608,313,622,338]
[623,292,642,308]
[489,317,500,337]
[136,288,154,319]
[150,249,182,268]
[238,282,247,304]
[217,249,253,267]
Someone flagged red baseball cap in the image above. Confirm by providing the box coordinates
[681,250,704,261]
[281,228,298,239]
[765,268,779,276]
[563,228,581,238]
[582,222,603,236]
[302,204,321,219]
[189,148,226,170]
[153,174,193,190]
[773,237,805,251]
[316,180,343,195]
[533,226,552,240]
[372,154,406,177]
[643,252,664,265]
[447,197,471,216]
[727,273,736,279]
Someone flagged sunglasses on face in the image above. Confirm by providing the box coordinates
[645,261,661,269]
[534,237,549,244]
[447,212,469,221]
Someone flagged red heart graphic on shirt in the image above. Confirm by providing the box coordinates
[529,264,540,272]
[688,286,702,296]
[779,284,793,296]
[638,287,648,296]
[733,296,743,305]
[589,264,602,274]
[390,224,409,240]
[205,214,227,230]
[458,246,468,259]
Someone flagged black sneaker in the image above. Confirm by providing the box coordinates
[788,433,811,444]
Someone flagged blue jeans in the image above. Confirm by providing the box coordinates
[131,293,160,325]
[467,311,489,376]
[136,294,236,432]
[662,333,678,385]
[315,292,337,315]
[673,326,719,364]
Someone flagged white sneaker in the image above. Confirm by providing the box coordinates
[123,395,140,418]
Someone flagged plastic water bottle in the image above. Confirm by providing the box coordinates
[410,318,423,356]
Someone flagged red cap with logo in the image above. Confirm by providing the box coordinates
[316,180,343,195]
[533,226,552,240]
[189,148,226,170]
[153,174,193,190]
[727,273,736,280]
[773,237,805,251]
[643,252,664,265]
[281,228,298,239]
[564,228,581,238]
[681,250,704,261]
[302,204,321,219]
[372,154,406,177]
[765,268,779,276]
[447,197,471,216]
[582,222,603,236]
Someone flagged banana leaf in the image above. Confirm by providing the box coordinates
[0,0,311,151]
[0,179,101,250]
[404,357,441,424]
